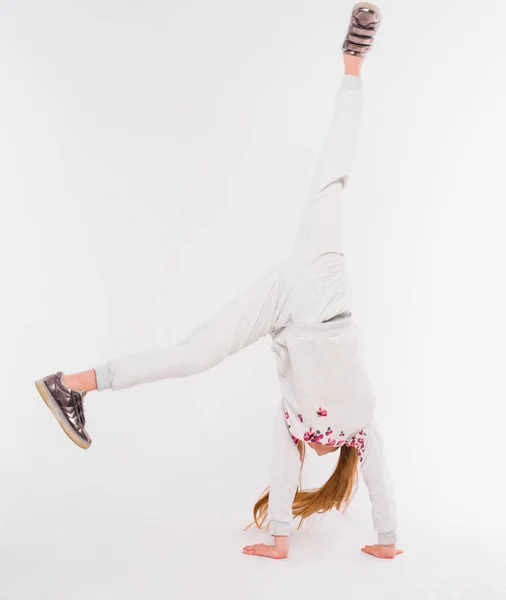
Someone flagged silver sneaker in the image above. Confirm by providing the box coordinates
[35,371,92,449]
[342,2,382,58]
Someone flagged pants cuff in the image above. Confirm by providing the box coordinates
[94,363,112,391]
[342,73,362,89]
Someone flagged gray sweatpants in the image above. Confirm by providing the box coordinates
[95,74,363,391]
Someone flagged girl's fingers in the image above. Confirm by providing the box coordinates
[361,544,404,559]
[243,544,262,552]
[243,543,280,558]
[361,546,380,556]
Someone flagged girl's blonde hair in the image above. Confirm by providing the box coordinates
[246,441,359,533]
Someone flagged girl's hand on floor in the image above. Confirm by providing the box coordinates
[361,543,404,559]
[243,537,289,560]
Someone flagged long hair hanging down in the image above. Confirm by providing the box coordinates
[245,441,359,533]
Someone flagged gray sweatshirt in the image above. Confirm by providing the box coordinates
[266,313,397,545]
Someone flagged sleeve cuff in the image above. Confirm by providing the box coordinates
[269,520,290,536]
[378,530,397,545]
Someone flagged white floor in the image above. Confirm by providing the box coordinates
[2,455,504,600]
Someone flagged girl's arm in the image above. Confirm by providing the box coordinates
[267,403,302,535]
[243,403,301,559]
[359,420,402,558]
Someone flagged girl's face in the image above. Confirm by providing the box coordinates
[308,442,338,456]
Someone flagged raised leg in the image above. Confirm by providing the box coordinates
[279,59,365,323]
[286,72,363,272]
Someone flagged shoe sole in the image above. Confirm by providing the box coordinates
[35,379,91,449]
[352,2,382,18]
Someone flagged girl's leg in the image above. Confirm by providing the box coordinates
[64,55,366,394]
[68,261,291,393]
[280,54,365,323]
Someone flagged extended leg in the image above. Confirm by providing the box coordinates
[90,261,291,391]
[282,4,381,283]
[37,251,291,448]
[285,69,363,273]
[279,56,365,323]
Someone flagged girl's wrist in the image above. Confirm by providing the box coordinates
[273,535,290,556]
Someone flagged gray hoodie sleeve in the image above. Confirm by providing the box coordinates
[267,404,302,536]
[359,421,397,545]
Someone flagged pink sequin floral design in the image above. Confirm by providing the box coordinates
[325,427,335,445]
[303,427,324,443]
[298,414,303,422]
[347,430,367,462]
[316,406,328,417]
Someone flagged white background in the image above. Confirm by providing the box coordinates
[1,0,505,598]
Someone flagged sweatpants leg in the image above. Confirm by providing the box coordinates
[94,74,363,391]
[95,262,291,391]
[280,74,364,323]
